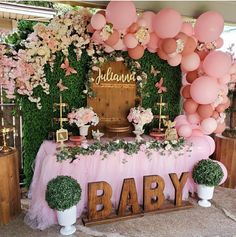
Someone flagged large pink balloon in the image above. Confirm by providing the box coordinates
[181,22,193,36]
[124,34,138,49]
[215,37,224,49]
[105,30,120,46]
[192,128,204,136]
[106,1,137,30]
[128,45,145,60]
[194,11,224,43]
[187,113,201,125]
[91,30,103,44]
[147,32,158,50]
[203,135,215,155]
[174,115,189,130]
[203,51,232,78]
[153,8,182,38]
[212,160,228,185]
[181,52,200,72]
[91,13,106,30]
[190,76,219,104]
[113,38,125,50]
[167,54,182,66]
[187,136,211,157]
[178,124,192,138]
[142,11,155,32]
[201,117,217,135]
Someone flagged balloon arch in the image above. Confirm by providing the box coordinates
[89,1,234,144]
[1,0,235,155]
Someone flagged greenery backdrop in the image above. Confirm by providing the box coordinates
[7,20,182,187]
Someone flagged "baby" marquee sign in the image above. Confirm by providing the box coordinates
[82,172,193,226]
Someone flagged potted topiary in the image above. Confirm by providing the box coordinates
[46,175,82,235]
[192,159,223,207]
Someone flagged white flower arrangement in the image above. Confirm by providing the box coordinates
[127,106,153,126]
[68,107,99,127]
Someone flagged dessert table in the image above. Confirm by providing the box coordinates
[25,138,205,230]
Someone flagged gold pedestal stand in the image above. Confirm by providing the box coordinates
[54,95,69,149]
[153,95,169,133]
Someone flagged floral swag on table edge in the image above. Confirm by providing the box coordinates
[56,138,191,163]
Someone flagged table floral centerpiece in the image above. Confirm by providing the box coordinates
[68,107,99,138]
[127,106,153,141]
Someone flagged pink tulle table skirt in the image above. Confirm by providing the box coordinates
[25,140,204,230]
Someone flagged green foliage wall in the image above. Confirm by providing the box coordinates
[21,48,90,186]
[12,21,181,187]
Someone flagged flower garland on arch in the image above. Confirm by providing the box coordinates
[0,9,93,109]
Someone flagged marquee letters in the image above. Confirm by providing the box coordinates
[84,172,192,225]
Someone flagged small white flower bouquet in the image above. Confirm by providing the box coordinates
[127,106,153,127]
[68,107,99,127]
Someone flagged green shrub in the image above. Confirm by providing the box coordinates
[192,159,223,186]
[45,175,82,211]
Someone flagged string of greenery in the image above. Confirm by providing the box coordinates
[57,138,187,163]
[8,20,182,187]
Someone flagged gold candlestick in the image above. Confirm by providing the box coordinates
[0,127,13,153]
[154,95,169,132]
[56,94,68,148]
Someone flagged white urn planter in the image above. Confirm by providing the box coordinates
[133,123,144,141]
[79,125,90,137]
[57,205,77,235]
[197,184,215,207]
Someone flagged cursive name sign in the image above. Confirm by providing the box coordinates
[94,67,136,85]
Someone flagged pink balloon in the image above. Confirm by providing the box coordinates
[124,34,138,49]
[214,122,226,134]
[153,8,182,38]
[106,1,137,30]
[103,44,114,53]
[105,30,120,46]
[212,160,228,185]
[91,13,106,30]
[91,30,103,44]
[113,38,125,50]
[201,117,217,135]
[147,47,156,53]
[142,11,155,32]
[215,37,224,49]
[187,136,211,157]
[181,22,193,36]
[194,11,224,43]
[181,52,200,72]
[174,115,189,130]
[203,51,232,78]
[147,33,158,50]
[203,135,215,155]
[167,54,182,66]
[87,23,95,33]
[187,113,201,125]
[190,76,219,104]
[137,18,148,28]
[192,129,204,136]
[178,124,192,138]
[128,45,145,60]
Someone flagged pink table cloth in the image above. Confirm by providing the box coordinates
[25,139,203,230]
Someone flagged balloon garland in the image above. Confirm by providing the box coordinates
[88,1,234,139]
